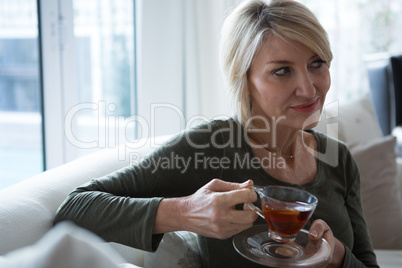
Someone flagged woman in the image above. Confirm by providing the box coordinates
[54,0,378,267]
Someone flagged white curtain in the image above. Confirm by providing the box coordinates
[183,0,244,120]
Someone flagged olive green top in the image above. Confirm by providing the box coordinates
[54,118,378,267]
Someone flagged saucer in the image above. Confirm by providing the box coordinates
[233,225,331,267]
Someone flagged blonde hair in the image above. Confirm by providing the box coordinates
[220,0,333,126]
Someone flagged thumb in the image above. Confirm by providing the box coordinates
[206,179,254,192]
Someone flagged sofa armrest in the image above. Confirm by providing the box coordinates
[0,135,172,262]
[374,249,402,268]
[0,144,132,255]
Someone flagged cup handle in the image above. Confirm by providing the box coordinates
[246,185,265,219]
[247,202,264,219]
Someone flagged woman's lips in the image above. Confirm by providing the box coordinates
[290,98,320,113]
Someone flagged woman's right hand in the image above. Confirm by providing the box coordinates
[153,179,258,239]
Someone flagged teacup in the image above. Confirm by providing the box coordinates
[248,185,318,243]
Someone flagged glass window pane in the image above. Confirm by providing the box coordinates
[70,0,135,155]
[0,0,44,189]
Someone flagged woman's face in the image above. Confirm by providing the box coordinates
[247,35,331,130]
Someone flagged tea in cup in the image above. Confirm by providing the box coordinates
[248,185,318,243]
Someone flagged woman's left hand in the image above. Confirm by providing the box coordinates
[309,219,345,267]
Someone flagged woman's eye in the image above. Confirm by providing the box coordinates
[273,67,290,76]
[311,60,326,68]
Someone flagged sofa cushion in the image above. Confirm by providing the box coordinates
[315,93,383,144]
[350,135,402,249]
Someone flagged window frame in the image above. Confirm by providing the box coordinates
[38,0,77,169]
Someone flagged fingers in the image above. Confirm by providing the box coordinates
[229,187,258,204]
[309,219,332,241]
[206,178,254,192]
[309,219,333,267]
[309,219,346,267]
[239,179,254,189]
[230,209,259,224]
[189,179,259,240]
[243,202,252,211]
[209,210,258,239]
[203,179,257,208]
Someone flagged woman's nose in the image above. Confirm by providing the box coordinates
[294,71,316,98]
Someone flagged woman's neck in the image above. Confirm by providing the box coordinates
[247,121,302,159]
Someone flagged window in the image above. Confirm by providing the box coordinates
[40,0,136,168]
[0,0,136,189]
[0,0,43,189]
[68,0,136,157]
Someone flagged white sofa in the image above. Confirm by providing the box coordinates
[1,93,402,267]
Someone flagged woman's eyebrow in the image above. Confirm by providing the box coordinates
[266,60,292,65]
[266,54,320,65]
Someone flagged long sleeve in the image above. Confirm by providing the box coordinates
[54,120,225,252]
[54,168,164,251]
